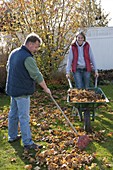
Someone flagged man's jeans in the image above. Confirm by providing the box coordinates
[73,69,90,89]
[8,96,33,146]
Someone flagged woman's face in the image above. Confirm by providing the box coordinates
[76,34,85,46]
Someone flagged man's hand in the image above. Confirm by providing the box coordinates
[43,88,51,95]
[39,80,51,95]
[66,73,70,79]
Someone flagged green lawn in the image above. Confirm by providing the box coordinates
[0,84,113,170]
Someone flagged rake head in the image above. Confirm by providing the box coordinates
[77,135,90,150]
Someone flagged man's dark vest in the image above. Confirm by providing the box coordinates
[71,42,92,72]
[6,45,35,97]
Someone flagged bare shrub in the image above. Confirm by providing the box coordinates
[0,52,9,90]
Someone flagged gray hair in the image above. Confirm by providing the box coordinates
[24,33,42,45]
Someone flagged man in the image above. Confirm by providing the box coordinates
[6,33,51,150]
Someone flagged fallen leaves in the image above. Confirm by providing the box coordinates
[24,164,32,170]
[10,157,16,163]
[68,88,106,103]
[37,148,95,170]
[0,113,8,128]
[0,90,113,169]
[107,132,113,137]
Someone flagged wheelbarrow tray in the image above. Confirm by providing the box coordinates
[67,87,109,105]
[67,87,109,132]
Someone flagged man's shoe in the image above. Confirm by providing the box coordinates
[8,135,21,143]
[24,143,43,150]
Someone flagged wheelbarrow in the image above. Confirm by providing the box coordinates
[67,78,109,132]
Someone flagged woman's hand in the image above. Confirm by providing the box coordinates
[95,71,99,78]
[66,73,70,79]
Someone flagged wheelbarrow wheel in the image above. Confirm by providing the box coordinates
[84,110,92,132]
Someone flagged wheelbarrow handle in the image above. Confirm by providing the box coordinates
[67,78,73,89]
[67,77,98,88]
[50,94,78,134]
[95,76,98,88]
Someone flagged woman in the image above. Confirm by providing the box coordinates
[66,31,98,89]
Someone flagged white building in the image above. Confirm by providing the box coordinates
[86,27,113,70]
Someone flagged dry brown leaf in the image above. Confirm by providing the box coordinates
[10,158,16,163]
[24,164,32,170]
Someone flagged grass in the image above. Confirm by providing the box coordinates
[0,84,113,170]
[84,84,113,169]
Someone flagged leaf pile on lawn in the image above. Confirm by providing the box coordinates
[0,90,112,170]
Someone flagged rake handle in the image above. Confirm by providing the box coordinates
[50,94,78,134]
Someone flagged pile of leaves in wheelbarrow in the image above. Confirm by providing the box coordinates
[0,90,111,170]
[67,88,106,103]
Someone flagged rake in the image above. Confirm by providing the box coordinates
[50,94,90,150]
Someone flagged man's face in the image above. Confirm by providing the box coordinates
[27,41,40,53]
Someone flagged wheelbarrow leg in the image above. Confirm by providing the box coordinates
[78,107,83,121]
[84,110,92,132]
[91,109,95,121]
[72,106,79,116]
[71,106,83,121]
[91,104,95,121]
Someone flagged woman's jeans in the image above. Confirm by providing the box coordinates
[8,96,33,146]
[73,69,91,89]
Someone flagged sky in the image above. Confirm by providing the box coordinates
[98,0,113,26]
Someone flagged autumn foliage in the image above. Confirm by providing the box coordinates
[0,0,110,80]
[0,89,112,169]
